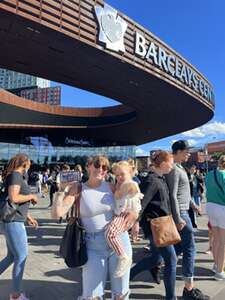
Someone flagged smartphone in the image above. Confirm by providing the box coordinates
[59,171,81,184]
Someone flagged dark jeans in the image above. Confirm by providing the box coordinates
[49,183,57,207]
[130,236,177,300]
[175,212,195,283]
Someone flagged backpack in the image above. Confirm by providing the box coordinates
[29,172,39,183]
[32,173,39,182]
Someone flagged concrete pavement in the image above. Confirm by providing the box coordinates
[1,196,225,300]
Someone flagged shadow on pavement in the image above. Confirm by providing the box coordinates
[129,292,164,299]
[0,279,81,300]
[45,267,82,282]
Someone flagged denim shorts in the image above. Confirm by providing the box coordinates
[206,202,225,229]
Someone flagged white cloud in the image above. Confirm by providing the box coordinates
[182,128,205,138]
[203,122,225,135]
[187,139,198,146]
[136,148,149,157]
[181,121,225,138]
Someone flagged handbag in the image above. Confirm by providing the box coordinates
[0,187,19,222]
[150,215,181,247]
[59,183,88,268]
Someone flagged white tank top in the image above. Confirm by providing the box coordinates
[80,181,114,233]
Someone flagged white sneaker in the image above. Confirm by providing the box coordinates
[214,271,225,281]
[114,255,132,278]
[10,293,30,300]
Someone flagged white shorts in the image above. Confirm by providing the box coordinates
[206,202,225,229]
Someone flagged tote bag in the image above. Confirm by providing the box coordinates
[59,184,88,268]
[150,215,181,247]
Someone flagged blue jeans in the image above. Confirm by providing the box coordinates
[0,222,28,293]
[130,237,177,300]
[175,212,195,283]
[193,187,201,207]
[79,230,132,299]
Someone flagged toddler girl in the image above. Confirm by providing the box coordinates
[105,160,143,277]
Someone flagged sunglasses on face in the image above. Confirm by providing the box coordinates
[93,161,108,171]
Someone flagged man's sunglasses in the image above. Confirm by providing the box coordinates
[93,161,108,171]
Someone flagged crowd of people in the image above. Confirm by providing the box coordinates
[0,139,225,300]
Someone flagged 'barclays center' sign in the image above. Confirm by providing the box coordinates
[95,4,214,104]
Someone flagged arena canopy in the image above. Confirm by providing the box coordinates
[0,0,214,146]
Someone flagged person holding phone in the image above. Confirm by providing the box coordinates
[0,154,38,300]
[54,155,137,299]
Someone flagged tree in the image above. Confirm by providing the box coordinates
[211,151,225,161]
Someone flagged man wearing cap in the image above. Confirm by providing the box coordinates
[166,140,209,300]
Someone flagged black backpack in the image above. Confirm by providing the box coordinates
[29,172,39,183]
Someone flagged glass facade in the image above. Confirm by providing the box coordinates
[0,68,50,89]
[0,140,136,165]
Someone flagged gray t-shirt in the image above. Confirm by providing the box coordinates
[6,171,31,222]
[166,164,192,224]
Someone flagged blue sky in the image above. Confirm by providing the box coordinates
[52,0,225,156]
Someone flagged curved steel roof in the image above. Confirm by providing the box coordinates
[0,0,214,146]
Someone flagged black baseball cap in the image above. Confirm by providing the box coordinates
[171,140,191,153]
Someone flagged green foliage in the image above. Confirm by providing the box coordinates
[211,151,225,161]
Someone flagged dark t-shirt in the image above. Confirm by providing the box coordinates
[6,171,31,222]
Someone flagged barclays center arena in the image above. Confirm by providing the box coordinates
[0,0,215,165]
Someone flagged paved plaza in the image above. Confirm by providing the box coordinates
[1,196,225,300]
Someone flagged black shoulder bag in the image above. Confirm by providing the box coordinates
[213,169,225,195]
[0,186,19,222]
[59,184,88,268]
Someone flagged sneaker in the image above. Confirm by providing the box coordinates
[205,248,212,254]
[214,271,225,281]
[182,287,210,300]
[150,265,161,284]
[143,245,151,252]
[212,263,217,273]
[10,293,30,300]
[114,255,132,278]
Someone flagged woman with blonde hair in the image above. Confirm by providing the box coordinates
[54,155,138,300]
[0,154,38,300]
[105,160,143,277]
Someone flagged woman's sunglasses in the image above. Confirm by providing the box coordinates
[93,161,108,171]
